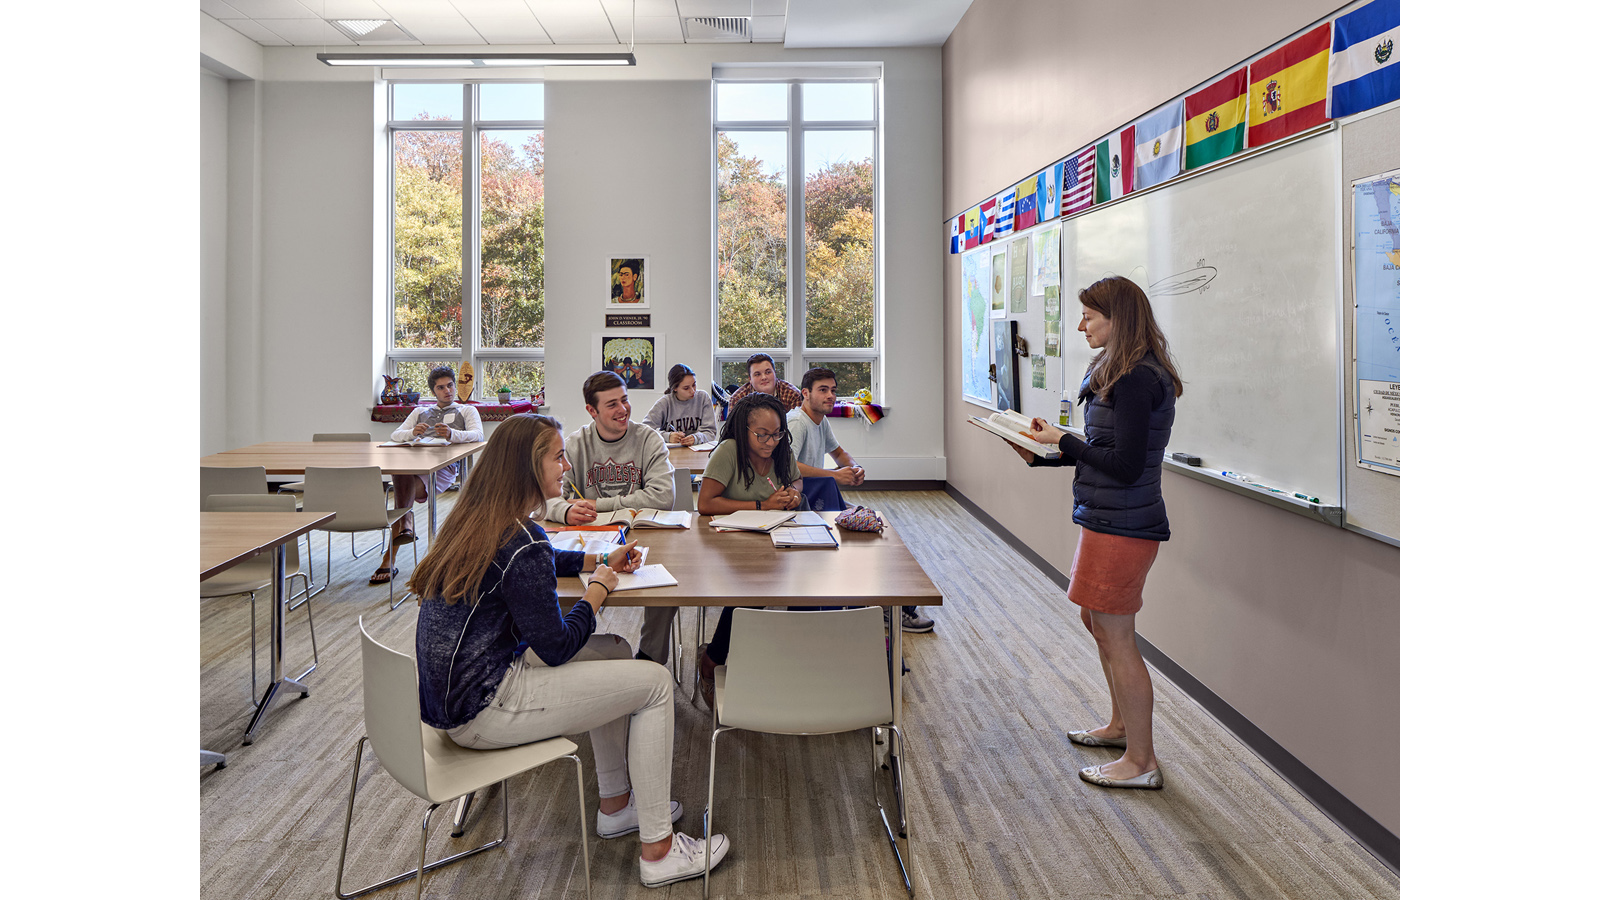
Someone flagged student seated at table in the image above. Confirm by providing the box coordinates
[408,414,729,888]
[695,393,803,705]
[373,365,483,585]
[724,352,803,411]
[545,371,680,668]
[787,367,935,634]
[643,364,717,447]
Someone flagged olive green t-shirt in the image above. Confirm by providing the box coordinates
[701,440,801,503]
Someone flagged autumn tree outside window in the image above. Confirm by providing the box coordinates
[389,82,546,399]
[714,76,881,400]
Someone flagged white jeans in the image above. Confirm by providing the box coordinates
[448,632,677,842]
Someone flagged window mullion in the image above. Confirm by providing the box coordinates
[461,84,480,372]
[789,82,805,376]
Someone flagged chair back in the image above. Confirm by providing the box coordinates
[302,466,389,532]
[314,433,374,442]
[722,607,892,735]
[357,617,431,800]
[203,493,303,574]
[201,466,266,509]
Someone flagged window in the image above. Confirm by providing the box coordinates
[388,83,546,399]
[714,78,880,399]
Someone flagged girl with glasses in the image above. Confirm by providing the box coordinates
[694,394,803,704]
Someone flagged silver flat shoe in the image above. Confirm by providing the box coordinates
[1079,764,1163,790]
[1067,729,1128,748]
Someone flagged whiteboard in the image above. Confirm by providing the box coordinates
[1056,131,1344,503]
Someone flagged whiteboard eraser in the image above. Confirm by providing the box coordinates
[1171,452,1202,466]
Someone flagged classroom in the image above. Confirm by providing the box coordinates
[194,1,1403,897]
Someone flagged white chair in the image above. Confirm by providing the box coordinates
[201,493,318,703]
[279,433,380,494]
[302,466,416,608]
[200,465,267,508]
[706,607,912,897]
[335,618,591,900]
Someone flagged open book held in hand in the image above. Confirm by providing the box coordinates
[580,563,677,592]
[967,410,1062,458]
[587,508,692,529]
[709,509,798,532]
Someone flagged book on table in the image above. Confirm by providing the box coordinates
[586,508,693,529]
[709,509,798,532]
[579,563,677,592]
[771,524,839,549]
[378,435,451,448]
[966,410,1062,458]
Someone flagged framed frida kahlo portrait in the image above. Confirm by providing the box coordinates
[608,256,649,310]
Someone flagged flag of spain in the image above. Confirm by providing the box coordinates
[1185,67,1248,170]
[1248,25,1332,147]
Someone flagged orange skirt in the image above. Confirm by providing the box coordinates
[1067,528,1160,616]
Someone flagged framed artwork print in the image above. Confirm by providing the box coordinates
[608,256,649,310]
[594,333,662,391]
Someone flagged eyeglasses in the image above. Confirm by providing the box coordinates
[751,430,784,444]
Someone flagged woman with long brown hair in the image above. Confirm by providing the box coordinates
[1013,275,1182,790]
[408,414,730,887]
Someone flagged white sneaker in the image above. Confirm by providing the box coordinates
[596,795,684,839]
[639,832,730,888]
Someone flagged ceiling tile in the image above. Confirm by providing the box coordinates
[200,0,245,17]
[256,18,357,43]
[469,16,554,43]
[531,10,618,42]
[312,0,391,16]
[599,0,680,16]
[401,16,489,43]
[523,0,604,13]
[448,0,533,15]
[749,14,783,41]
[619,15,684,42]
[220,0,320,18]
[374,0,465,16]
[677,0,778,17]
[218,17,292,44]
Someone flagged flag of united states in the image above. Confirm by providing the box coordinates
[1061,146,1096,215]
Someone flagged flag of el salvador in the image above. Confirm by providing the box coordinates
[1329,0,1399,118]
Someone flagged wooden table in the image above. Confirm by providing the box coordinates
[202,510,335,745]
[554,512,940,847]
[201,441,485,538]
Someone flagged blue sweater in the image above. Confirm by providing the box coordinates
[416,522,597,730]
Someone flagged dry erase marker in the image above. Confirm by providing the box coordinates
[1293,492,1321,503]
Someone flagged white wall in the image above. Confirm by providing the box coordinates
[203,44,946,475]
[200,71,228,455]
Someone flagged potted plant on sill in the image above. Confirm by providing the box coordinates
[496,385,513,404]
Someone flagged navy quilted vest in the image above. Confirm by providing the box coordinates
[1072,356,1176,541]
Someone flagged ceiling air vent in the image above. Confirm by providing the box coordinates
[328,19,420,45]
[683,16,750,42]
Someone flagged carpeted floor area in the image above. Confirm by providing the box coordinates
[200,489,1399,899]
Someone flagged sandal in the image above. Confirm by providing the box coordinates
[393,528,418,545]
[369,567,397,585]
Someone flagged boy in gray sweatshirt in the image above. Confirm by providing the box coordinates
[545,371,680,664]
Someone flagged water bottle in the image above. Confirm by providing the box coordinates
[1059,395,1071,428]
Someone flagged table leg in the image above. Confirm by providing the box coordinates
[243,542,310,745]
[428,488,438,540]
[201,749,226,768]
[890,606,908,837]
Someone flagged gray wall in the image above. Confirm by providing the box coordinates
[942,0,1400,834]
[201,71,228,455]
[200,44,946,476]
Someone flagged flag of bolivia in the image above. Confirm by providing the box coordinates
[1248,25,1332,147]
[1184,68,1247,170]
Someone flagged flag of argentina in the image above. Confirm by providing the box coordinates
[994,187,1017,237]
[1134,100,1183,191]
[1329,0,1399,118]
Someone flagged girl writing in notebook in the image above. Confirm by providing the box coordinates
[695,393,802,704]
[643,363,718,446]
[1011,275,1182,792]
[407,414,730,887]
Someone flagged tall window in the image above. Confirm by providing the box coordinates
[389,83,545,397]
[714,79,880,398]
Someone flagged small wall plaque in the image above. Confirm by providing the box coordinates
[605,313,651,328]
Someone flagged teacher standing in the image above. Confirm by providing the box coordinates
[1011,275,1181,790]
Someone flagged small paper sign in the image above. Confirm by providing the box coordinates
[605,314,651,328]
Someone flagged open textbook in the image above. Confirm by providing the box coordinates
[587,508,693,529]
[378,435,450,448]
[966,410,1062,458]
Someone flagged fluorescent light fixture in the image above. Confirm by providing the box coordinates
[317,52,637,67]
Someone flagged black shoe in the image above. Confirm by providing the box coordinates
[634,650,655,663]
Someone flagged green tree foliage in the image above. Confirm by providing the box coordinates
[392,124,544,351]
[717,134,875,352]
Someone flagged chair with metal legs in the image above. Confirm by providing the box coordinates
[201,493,318,704]
[705,607,913,897]
[302,466,416,608]
[335,617,591,900]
